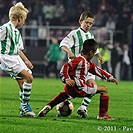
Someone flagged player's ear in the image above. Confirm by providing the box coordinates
[86,51,90,56]
[90,50,94,54]
[79,19,82,25]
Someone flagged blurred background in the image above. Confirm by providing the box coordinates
[0,0,132,80]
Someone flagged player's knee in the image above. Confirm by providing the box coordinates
[26,74,33,83]
[97,85,108,94]
[87,79,96,84]
[103,86,108,94]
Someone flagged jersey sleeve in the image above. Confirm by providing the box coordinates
[60,56,88,86]
[89,62,113,81]
[60,62,71,83]
[0,26,6,41]
[60,31,74,49]
[60,57,81,83]
[95,48,99,54]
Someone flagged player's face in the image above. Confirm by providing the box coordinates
[16,13,27,29]
[79,17,94,32]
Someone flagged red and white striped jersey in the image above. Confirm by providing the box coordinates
[60,54,113,89]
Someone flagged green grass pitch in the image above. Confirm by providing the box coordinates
[0,76,132,133]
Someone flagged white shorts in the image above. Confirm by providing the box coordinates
[0,54,32,79]
[82,83,97,96]
[86,72,95,80]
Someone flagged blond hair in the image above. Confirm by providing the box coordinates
[9,2,29,21]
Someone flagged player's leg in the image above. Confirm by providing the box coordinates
[96,85,115,120]
[77,76,96,118]
[1,55,36,117]
[38,92,69,117]
[17,79,25,106]
[18,69,36,117]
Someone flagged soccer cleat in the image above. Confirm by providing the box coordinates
[97,113,115,120]
[77,109,88,118]
[20,103,36,117]
[38,105,51,117]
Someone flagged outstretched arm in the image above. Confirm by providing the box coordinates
[89,62,118,84]
[110,77,118,84]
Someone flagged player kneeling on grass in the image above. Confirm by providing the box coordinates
[0,2,36,117]
[38,39,118,120]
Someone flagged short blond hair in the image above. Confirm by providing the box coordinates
[9,2,29,21]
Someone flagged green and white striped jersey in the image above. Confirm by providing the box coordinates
[0,21,24,55]
[60,27,94,56]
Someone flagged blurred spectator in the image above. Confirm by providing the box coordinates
[42,1,55,25]
[44,37,61,78]
[53,0,65,25]
[99,44,110,72]
[29,20,38,47]
[94,10,105,27]
[0,0,5,20]
[0,0,130,43]
[110,41,123,77]
[29,1,44,25]
[62,0,77,25]
[121,44,132,80]
[1,14,8,24]
[105,17,116,32]
[98,0,108,11]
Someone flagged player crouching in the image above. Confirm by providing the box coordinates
[38,39,118,120]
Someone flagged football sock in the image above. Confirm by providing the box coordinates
[99,95,109,116]
[48,92,69,108]
[19,91,23,105]
[22,82,32,105]
[79,96,92,110]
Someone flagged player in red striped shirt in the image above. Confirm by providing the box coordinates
[38,39,118,120]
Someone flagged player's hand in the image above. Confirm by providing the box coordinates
[111,78,118,85]
[99,57,104,64]
[68,52,75,59]
[66,79,75,86]
[25,61,34,69]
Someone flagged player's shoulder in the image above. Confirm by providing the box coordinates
[0,25,6,33]
[69,28,80,34]
[0,21,11,31]
[87,30,94,37]
[0,23,6,30]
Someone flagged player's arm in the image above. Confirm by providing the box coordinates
[95,48,104,64]
[60,31,75,59]
[60,62,71,83]
[89,62,118,84]
[19,51,33,69]
[96,53,104,64]
[61,46,75,59]
[60,60,76,86]
[65,79,75,87]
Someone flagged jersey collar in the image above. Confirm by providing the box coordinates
[9,21,18,32]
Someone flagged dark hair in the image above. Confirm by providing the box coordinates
[79,11,95,21]
[81,39,99,54]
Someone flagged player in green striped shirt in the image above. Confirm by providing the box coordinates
[0,2,36,117]
[60,11,104,118]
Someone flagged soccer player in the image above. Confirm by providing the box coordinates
[38,39,118,120]
[0,2,36,117]
[59,11,104,118]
